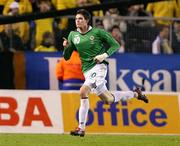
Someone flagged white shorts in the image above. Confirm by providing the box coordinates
[83,63,107,95]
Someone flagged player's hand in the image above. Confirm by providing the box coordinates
[94,53,108,63]
[63,37,69,48]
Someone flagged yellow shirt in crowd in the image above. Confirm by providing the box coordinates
[0,0,7,5]
[35,18,54,47]
[146,0,179,25]
[3,0,32,15]
[34,45,57,52]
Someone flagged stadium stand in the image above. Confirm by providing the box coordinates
[0,0,179,53]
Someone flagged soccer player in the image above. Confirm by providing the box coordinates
[63,9,148,137]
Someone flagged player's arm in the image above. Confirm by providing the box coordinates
[94,29,120,63]
[101,29,120,56]
[63,32,76,60]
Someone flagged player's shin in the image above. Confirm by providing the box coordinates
[78,98,89,130]
[113,91,134,102]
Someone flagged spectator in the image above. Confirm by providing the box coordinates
[172,21,180,53]
[3,0,32,15]
[4,1,29,48]
[33,0,56,48]
[146,1,176,26]
[34,31,57,52]
[0,0,7,14]
[103,8,127,32]
[29,0,39,12]
[55,51,85,90]
[53,0,76,10]
[0,24,24,52]
[95,19,104,29]
[174,0,180,18]
[127,4,153,26]
[152,26,173,54]
[53,0,76,31]
[110,25,125,53]
[76,0,103,17]
[77,0,90,7]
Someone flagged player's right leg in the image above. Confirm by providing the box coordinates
[70,85,91,137]
[70,127,85,137]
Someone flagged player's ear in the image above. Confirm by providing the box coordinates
[87,19,90,25]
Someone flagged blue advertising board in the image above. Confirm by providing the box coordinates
[25,52,180,91]
[25,52,61,89]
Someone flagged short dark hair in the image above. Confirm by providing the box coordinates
[76,9,91,22]
[158,25,169,32]
[110,25,120,32]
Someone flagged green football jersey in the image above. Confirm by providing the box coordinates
[63,27,120,73]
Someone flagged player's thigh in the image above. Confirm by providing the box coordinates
[84,64,107,87]
[98,90,114,104]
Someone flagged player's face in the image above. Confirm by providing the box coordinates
[75,14,88,29]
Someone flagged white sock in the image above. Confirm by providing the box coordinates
[113,91,134,102]
[78,98,89,130]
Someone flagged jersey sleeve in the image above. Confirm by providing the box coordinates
[63,31,76,60]
[99,29,120,56]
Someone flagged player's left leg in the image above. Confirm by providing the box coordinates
[98,89,135,104]
[92,64,148,104]
[70,63,148,137]
[98,88,148,104]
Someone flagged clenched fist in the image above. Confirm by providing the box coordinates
[94,53,108,63]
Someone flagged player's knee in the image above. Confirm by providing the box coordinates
[99,96,113,104]
[103,98,113,105]
[98,91,114,105]
[80,86,89,98]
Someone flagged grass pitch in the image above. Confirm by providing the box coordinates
[0,134,180,146]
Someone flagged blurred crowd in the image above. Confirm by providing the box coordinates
[0,0,179,54]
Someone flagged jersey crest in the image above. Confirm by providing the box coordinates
[90,35,95,44]
[73,35,80,44]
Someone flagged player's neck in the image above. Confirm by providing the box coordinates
[79,25,89,34]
